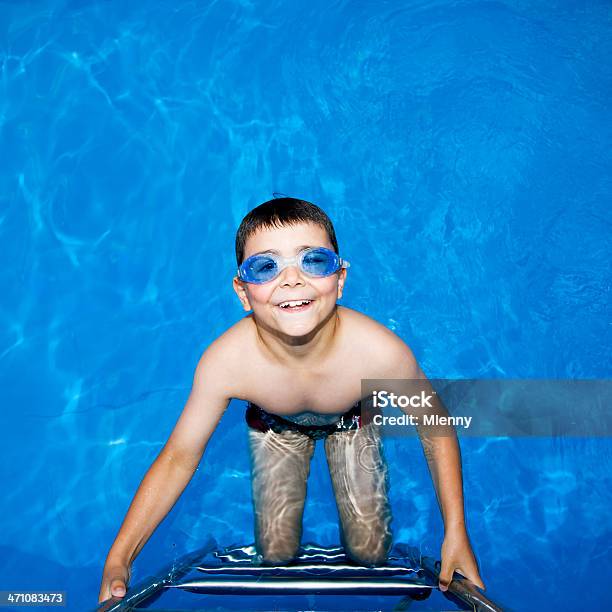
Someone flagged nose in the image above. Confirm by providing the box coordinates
[279,263,305,287]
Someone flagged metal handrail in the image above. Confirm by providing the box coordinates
[403,546,504,612]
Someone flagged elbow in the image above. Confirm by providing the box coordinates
[158,445,202,475]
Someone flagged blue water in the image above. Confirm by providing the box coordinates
[1,1,611,610]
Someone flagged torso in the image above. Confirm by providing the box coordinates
[222,306,414,422]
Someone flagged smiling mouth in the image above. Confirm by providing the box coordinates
[277,299,314,311]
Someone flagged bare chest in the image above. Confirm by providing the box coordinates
[243,356,365,416]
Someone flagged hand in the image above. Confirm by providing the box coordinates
[439,526,484,592]
[98,559,131,604]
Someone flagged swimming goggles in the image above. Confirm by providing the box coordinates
[237,247,350,284]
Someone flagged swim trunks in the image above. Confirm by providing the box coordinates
[246,401,363,440]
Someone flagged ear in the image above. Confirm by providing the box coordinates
[336,267,347,300]
[233,276,252,312]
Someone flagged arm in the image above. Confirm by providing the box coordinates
[383,339,484,591]
[416,417,484,590]
[418,423,465,531]
[98,343,232,603]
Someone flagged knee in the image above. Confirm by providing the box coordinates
[346,548,389,567]
[257,530,301,565]
[342,522,392,567]
[349,553,387,567]
[259,541,300,565]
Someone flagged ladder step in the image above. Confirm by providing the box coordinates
[171,577,434,596]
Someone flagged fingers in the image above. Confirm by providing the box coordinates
[457,562,485,590]
[467,571,485,590]
[110,577,127,597]
[97,578,126,604]
[438,561,453,592]
[98,567,129,604]
[439,563,485,592]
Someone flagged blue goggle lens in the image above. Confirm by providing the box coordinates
[302,249,336,274]
[249,258,278,280]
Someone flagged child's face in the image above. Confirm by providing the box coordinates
[233,222,347,338]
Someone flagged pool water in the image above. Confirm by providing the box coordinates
[0,1,610,610]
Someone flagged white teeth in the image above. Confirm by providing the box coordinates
[279,299,312,308]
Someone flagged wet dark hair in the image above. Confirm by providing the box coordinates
[235,197,339,265]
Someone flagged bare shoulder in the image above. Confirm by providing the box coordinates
[193,316,255,399]
[338,306,422,379]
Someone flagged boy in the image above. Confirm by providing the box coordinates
[98,197,484,603]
